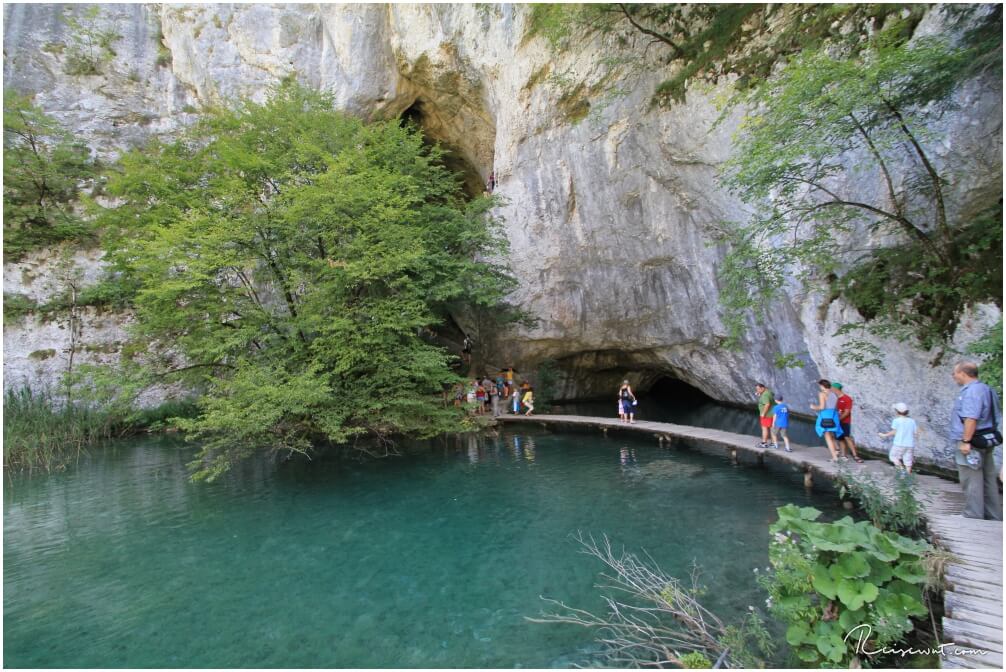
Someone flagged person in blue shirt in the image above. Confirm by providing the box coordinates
[948,361,1002,520]
[770,395,792,452]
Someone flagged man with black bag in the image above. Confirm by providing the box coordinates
[949,361,1003,520]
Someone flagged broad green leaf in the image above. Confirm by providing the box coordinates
[812,564,839,599]
[836,578,879,611]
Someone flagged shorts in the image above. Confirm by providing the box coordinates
[759,416,773,428]
[890,444,914,467]
[773,426,788,436]
[840,422,852,438]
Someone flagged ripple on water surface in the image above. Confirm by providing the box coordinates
[4,430,843,668]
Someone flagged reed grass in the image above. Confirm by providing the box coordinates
[3,387,113,473]
[3,387,200,473]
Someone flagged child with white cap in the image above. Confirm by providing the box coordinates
[878,402,920,474]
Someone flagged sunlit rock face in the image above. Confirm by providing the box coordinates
[3,4,1001,463]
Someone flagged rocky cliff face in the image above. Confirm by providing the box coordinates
[4,3,1001,463]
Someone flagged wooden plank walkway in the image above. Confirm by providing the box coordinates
[498,414,1004,669]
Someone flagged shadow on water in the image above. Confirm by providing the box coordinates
[553,377,823,448]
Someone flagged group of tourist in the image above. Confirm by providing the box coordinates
[754,360,1002,520]
[454,369,535,417]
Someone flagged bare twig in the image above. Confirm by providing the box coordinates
[527,532,764,668]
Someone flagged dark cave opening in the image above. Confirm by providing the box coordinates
[647,376,718,405]
[399,99,486,201]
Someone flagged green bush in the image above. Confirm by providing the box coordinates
[836,469,925,535]
[759,505,930,667]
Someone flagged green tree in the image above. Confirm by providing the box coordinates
[718,16,1002,357]
[3,90,96,260]
[96,81,519,480]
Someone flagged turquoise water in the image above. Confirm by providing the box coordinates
[5,430,844,668]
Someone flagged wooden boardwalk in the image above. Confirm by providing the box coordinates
[498,414,1003,669]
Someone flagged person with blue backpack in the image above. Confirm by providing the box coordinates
[770,395,792,452]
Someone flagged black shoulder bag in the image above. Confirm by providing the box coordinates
[969,385,1003,450]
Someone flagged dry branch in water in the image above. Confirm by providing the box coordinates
[527,532,770,668]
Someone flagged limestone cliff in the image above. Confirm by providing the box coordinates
[3,3,1002,464]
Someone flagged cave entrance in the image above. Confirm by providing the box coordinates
[647,376,717,405]
[399,99,486,201]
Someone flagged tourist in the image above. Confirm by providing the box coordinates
[453,382,465,408]
[481,375,494,412]
[878,402,919,475]
[618,380,637,424]
[462,333,473,365]
[771,395,792,452]
[511,384,521,414]
[754,383,775,448]
[810,379,843,462]
[833,383,864,463]
[522,387,535,416]
[489,376,501,418]
[948,361,1003,520]
[475,379,486,414]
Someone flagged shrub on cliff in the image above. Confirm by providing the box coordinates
[3,90,97,260]
[95,80,519,481]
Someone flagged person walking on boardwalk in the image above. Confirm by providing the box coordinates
[510,383,520,414]
[489,376,502,417]
[771,395,792,452]
[522,387,535,416]
[948,361,1003,520]
[618,380,637,424]
[810,379,843,462]
[754,383,775,448]
[833,383,864,463]
[879,402,919,475]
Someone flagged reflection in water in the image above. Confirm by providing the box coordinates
[523,437,536,462]
[468,434,480,463]
[511,435,538,463]
[619,447,638,466]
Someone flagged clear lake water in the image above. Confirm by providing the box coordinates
[4,428,847,668]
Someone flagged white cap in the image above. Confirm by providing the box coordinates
[893,402,909,414]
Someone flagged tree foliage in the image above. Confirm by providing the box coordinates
[526,4,927,105]
[968,320,1004,397]
[3,90,97,260]
[718,8,1003,355]
[95,81,518,480]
